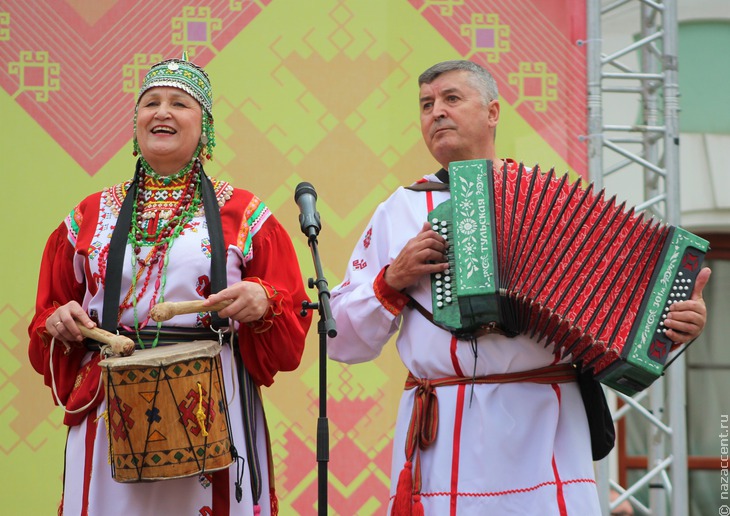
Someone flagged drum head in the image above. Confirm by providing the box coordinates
[99,340,221,369]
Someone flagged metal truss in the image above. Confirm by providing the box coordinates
[586,0,686,514]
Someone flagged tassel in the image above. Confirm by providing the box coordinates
[391,461,414,516]
[229,445,244,503]
[412,494,425,516]
[270,488,279,516]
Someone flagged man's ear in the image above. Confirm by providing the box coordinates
[488,99,500,127]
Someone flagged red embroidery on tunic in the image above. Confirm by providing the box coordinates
[196,275,211,298]
[363,227,372,249]
[352,259,367,270]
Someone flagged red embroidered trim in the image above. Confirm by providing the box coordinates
[400,477,596,499]
[373,266,409,316]
[244,277,283,333]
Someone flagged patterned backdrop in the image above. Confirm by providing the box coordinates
[0,1,586,514]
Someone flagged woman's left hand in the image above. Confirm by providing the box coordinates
[204,280,268,323]
[664,266,711,345]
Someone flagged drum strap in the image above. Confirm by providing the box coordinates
[101,159,140,332]
[232,332,276,510]
[200,170,228,330]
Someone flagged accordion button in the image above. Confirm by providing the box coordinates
[435,274,442,280]
[436,287,443,294]
[444,276,451,281]
[437,301,444,308]
[437,294,443,301]
[441,221,448,227]
[445,269,451,274]
[445,297,452,303]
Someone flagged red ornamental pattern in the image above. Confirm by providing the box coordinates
[363,227,372,249]
[0,1,270,175]
[410,0,588,177]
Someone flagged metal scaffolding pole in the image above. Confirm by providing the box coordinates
[587,0,687,514]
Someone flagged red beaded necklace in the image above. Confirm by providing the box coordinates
[120,158,203,346]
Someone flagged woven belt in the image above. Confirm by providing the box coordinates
[391,363,577,515]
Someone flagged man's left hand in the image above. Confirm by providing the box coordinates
[664,266,711,345]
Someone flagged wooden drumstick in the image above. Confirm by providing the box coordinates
[149,299,233,322]
[75,322,135,357]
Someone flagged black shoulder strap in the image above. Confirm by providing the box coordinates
[101,160,140,332]
[405,168,450,192]
[200,168,228,330]
[101,160,228,332]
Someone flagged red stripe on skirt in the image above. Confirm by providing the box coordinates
[550,384,568,516]
[81,413,97,516]
[450,384,466,516]
[212,469,230,514]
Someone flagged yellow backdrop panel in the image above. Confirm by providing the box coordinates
[0,1,585,514]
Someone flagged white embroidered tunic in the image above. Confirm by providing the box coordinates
[329,169,602,515]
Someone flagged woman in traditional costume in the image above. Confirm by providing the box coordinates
[28,54,310,515]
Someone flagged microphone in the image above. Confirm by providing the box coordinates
[294,182,321,240]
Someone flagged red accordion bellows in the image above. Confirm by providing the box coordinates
[492,163,668,372]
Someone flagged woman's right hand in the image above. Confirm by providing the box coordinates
[45,301,96,343]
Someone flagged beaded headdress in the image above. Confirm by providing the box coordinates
[133,52,215,160]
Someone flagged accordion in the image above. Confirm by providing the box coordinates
[429,159,709,396]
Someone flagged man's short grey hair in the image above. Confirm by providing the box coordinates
[418,60,499,104]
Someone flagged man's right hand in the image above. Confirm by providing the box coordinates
[384,221,449,291]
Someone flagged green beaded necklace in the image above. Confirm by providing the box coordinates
[126,157,203,348]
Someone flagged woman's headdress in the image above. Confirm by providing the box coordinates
[133,51,215,160]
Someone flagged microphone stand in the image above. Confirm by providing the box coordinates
[300,231,337,516]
